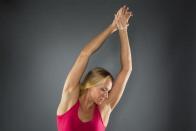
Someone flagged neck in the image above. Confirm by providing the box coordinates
[79,90,95,111]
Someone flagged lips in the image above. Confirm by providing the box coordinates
[99,97,104,101]
[99,98,104,103]
[98,99,104,104]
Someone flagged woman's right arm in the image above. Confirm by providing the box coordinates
[57,24,116,115]
[63,23,117,93]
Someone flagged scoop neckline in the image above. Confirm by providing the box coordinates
[77,99,97,123]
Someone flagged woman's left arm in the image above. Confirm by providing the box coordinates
[106,5,133,111]
[107,29,132,111]
[119,29,132,70]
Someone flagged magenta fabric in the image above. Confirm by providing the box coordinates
[56,99,106,131]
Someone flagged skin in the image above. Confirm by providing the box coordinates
[111,5,133,32]
[79,78,113,111]
[57,4,133,127]
[78,5,133,111]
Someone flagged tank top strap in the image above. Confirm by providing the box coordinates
[57,99,80,119]
[94,104,106,128]
[94,104,101,119]
[56,100,106,131]
[73,99,80,112]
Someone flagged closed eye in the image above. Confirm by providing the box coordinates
[102,88,111,93]
[102,88,107,91]
[101,88,106,91]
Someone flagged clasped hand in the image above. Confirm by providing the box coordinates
[111,5,133,32]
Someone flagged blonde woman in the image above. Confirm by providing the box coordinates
[56,5,133,131]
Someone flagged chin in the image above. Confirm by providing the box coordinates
[96,99,104,105]
[95,100,100,105]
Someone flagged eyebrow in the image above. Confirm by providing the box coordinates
[104,87,111,91]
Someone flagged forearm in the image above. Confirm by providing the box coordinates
[82,24,115,56]
[118,29,132,70]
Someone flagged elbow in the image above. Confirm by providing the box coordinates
[122,60,132,72]
[122,62,132,72]
[123,56,132,71]
[122,65,132,72]
[81,50,91,57]
[127,67,133,73]
[81,46,94,57]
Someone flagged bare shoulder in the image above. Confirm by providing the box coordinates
[56,84,80,116]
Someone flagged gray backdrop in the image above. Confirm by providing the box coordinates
[1,0,196,131]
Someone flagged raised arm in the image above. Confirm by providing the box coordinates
[57,6,130,116]
[63,23,117,93]
[106,5,133,110]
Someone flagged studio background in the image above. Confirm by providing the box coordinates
[1,0,196,131]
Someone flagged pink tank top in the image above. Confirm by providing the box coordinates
[56,99,106,131]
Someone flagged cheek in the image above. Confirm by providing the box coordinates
[96,90,102,98]
[91,89,101,98]
[99,91,105,97]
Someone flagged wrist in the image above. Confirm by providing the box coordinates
[118,28,128,35]
[118,28,128,32]
[109,23,117,34]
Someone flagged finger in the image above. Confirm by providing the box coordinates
[124,12,130,21]
[127,14,132,22]
[117,10,122,17]
[117,6,127,19]
[124,6,129,14]
[130,11,133,16]
[115,14,119,22]
[115,12,119,20]
[124,5,128,14]
[125,11,130,17]
[122,5,126,15]
[116,7,121,14]
[116,19,121,29]
[116,12,119,19]
[115,19,120,29]
[127,12,133,19]
[119,7,124,15]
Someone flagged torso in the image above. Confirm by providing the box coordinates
[57,84,112,127]
[78,98,112,127]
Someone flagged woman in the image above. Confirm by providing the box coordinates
[56,5,133,131]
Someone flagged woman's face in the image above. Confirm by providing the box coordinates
[90,78,112,105]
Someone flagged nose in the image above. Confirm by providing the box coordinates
[103,92,108,99]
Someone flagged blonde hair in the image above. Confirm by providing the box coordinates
[79,67,114,97]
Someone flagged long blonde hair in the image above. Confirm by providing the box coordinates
[79,67,114,97]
